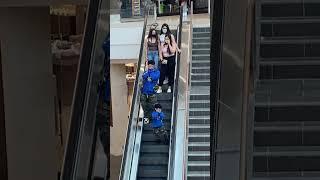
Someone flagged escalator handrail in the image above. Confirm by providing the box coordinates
[167,7,183,180]
[119,7,149,180]
[60,0,101,179]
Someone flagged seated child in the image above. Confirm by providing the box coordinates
[151,103,169,144]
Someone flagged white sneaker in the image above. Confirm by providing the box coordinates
[167,86,172,93]
[157,86,162,93]
[143,118,149,124]
[163,78,168,84]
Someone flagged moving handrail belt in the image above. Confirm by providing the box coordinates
[119,7,149,180]
[167,7,183,180]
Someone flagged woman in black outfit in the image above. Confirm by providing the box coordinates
[157,35,177,93]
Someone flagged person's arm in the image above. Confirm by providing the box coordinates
[171,34,177,44]
[144,36,148,58]
[151,70,160,82]
[151,112,156,120]
[158,39,163,61]
[168,43,176,54]
[142,71,149,80]
[171,34,181,53]
[161,112,165,119]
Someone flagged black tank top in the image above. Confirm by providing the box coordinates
[148,38,158,51]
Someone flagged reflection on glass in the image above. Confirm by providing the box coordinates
[50,4,87,176]
[252,1,320,178]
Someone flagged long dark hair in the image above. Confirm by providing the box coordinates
[160,23,172,35]
[147,28,158,40]
[164,34,173,54]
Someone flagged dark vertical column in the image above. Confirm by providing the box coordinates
[210,0,254,179]
[76,5,86,35]
[0,43,8,180]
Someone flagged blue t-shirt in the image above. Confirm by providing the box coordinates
[141,69,160,95]
[151,111,165,128]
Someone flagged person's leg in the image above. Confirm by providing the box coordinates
[153,128,161,141]
[153,51,159,70]
[146,94,157,117]
[158,63,167,86]
[145,94,157,119]
[140,94,149,118]
[168,56,176,87]
[159,125,169,143]
[147,51,153,62]
[149,94,157,106]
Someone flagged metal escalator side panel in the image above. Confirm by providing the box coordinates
[129,114,144,180]
[167,7,184,180]
[119,7,149,180]
[60,0,106,179]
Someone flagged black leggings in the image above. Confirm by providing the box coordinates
[159,55,175,86]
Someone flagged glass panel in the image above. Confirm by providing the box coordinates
[50,3,88,177]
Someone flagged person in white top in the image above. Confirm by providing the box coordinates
[159,23,181,53]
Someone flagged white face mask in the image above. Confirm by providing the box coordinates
[160,35,165,42]
[162,28,167,33]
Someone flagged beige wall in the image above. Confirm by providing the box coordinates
[110,64,129,155]
[0,7,57,180]
[110,64,129,179]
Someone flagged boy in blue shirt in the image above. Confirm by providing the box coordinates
[151,103,169,144]
[141,60,160,121]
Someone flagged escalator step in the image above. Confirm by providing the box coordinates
[193,32,211,38]
[141,133,171,142]
[161,109,172,115]
[193,27,211,32]
[139,154,169,165]
[158,102,172,110]
[141,142,169,146]
[156,93,173,101]
[138,165,168,178]
[141,145,169,153]
[143,124,171,131]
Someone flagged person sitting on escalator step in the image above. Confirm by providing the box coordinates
[151,103,169,144]
[141,60,160,122]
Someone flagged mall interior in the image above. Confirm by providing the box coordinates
[1,0,320,180]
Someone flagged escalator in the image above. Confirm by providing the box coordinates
[59,0,184,179]
[120,7,183,180]
[138,93,172,178]
[136,27,179,179]
[137,28,178,180]
[60,0,109,179]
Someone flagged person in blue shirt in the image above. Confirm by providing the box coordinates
[141,60,160,120]
[151,103,169,144]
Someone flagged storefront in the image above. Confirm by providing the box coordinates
[120,0,209,18]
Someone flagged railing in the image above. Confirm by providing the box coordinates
[119,7,149,180]
[128,107,144,180]
[167,7,183,180]
[185,2,194,178]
